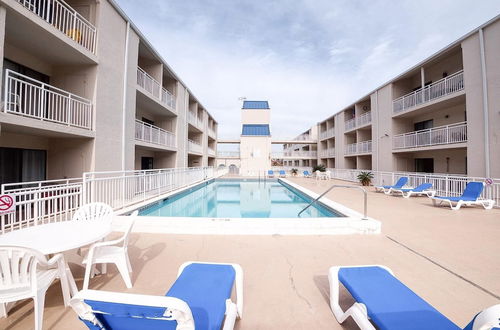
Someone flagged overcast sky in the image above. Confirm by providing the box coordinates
[116,0,500,139]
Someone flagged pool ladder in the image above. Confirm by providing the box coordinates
[298,184,368,219]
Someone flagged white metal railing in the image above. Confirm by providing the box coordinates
[273,151,317,158]
[16,0,97,53]
[326,168,499,206]
[188,112,204,129]
[135,119,176,148]
[188,140,202,154]
[217,151,240,158]
[393,122,467,149]
[1,178,83,234]
[4,70,92,129]
[319,148,336,158]
[393,70,464,113]
[345,111,372,131]
[345,141,372,155]
[208,126,216,137]
[136,67,176,110]
[319,127,335,140]
[0,167,227,234]
[208,147,216,155]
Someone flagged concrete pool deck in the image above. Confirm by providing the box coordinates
[1,178,499,329]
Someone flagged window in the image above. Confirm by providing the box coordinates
[0,147,46,185]
[414,119,433,131]
[415,158,434,173]
[141,157,154,170]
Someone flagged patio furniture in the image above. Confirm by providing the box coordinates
[0,246,71,330]
[72,202,113,222]
[303,170,312,178]
[315,171,328,180]
[329,265,500,330]
[430,181,495,210]
[279,170,287,178]
[389,183,435,198]
[267,170,274,178]
[82,213,136,290]
[375,177,408,193]
[70,262,243,330]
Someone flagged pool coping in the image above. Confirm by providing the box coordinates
[113,178,382,235]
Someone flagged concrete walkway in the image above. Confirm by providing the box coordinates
[1,178,499,329]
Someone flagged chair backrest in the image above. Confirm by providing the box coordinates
[461,182,484,200]
[0,246,47,292]
[122,218,135,249]
[394,177,408,188]
[303,171,310,176]
[415,183,432,191]
[73,203,113,222]
[268,170,273,175]
[279,170,285,174]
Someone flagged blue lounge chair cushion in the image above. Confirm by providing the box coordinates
[379,177,408,189]
[303,171,310,176]
[434,196,478,202]
[268,170,274,175]
[338,266,460,330]
[398,183,432,193]
[434,182,484,202]
[279,170,285,174]
[166,263,236,330]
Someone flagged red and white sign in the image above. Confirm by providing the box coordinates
[0,195,15,215]
[485,178,493,186]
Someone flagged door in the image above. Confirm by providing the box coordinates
[0,147,46,185]
[141,157,154,170]
[415,158,434,173]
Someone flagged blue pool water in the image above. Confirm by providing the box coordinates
[139,179,342,218]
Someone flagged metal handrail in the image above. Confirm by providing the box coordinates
[298,184,368,219]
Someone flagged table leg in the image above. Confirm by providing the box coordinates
[65,262,79,296]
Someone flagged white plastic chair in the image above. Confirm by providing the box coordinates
[0,246,71,330]
[72,202,113,222]
[82,213,136,290]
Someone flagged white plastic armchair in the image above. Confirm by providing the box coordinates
[82,214,136,290]
[0,246,71,330]
[73,202,114,222]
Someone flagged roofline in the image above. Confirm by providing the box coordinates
[318,13,500,123]
[107,0,217,123]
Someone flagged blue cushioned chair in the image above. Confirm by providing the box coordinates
[329,265,500,330]
[267,170,274,178]
[389,183,435,198]
[279,170,286,178]
[375,177,408,194]
[430,181,495,210]
[70,262,243,330]
[303,170,312,178]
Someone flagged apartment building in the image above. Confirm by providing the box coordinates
[0,0,217,185]
[281,127,318,168]
[290,15,500,178]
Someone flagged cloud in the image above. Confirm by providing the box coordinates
[116,0,500,141]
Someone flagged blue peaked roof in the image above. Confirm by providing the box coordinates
[242,124,271,136]
[242,101,270,109]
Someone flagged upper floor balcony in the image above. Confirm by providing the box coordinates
[319,127,335,140]
[272,150,317,158]
[208,126,216,138]
[217,151,240,158]
[135,119,176,149]
[345,111,371,131]
[319,148,335,158]
[345,140,372,156]
[188,139,202,154]
[188,111,204,130]
[3,69,92,130]
[137,67,176,111]
[393,70,464,114]
[15,0,97,54]
[393,122,467,150]
[207,147,216,156]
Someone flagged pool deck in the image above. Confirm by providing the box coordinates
[1,177,499,329]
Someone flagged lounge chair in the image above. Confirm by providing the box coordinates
[329,265,500,330]
[375,177,408,194]
[430,181,495,210]
[267,170,274,178]
[389,183,435,198]
[279,170,286,178]
[303,170,312,178]
[70,262,243,330]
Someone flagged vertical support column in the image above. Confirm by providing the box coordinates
[0,6,6,105]
[479,28,490,178]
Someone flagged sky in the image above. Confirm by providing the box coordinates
[116,0,500,140]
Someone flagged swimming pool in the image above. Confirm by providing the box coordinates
[139,179,342,218]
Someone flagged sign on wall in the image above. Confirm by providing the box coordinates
[0,195,16,215]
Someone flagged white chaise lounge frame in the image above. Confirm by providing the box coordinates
[70,261,243,330]
[389,188,436,198]
[430,197,495,210]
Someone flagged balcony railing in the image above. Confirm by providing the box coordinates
[345,140,372,155]
[319,127,335,140]
[393,70,464,113]
[272,151,317,158]
[294,133,311,141]
[137,67,176,110]
[135,119,176,148]
[16,0,97,53]
[217,151,240,158]
[207,147,216,155]
[3,70,92,129]
[319,148,335,158]
[188,139,202,154]
[188,112,203,129]
[208,126,216,137]
[393,122,467,149]
[345,111,372,131]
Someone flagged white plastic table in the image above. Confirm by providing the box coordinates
[0,220,112,295]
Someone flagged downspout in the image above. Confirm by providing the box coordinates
[479,28,490,177]
[375,90,379,171]
[121,22,130,171]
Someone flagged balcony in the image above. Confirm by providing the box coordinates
[319,148,335,158]
[345,111,372,131]
[393,122,467,150]
[393,70,464,114]
[345,141,372,155]
[3,69,92,129]
[272,150,317,158]
[294,133,311,141]
[319,127,335,140]
[207,147,216,156]
[136,67,176,111]
[135,119,176,149]
[188,140,202,154]
[217,151,240,158]
[188,112,204,129]
[16,0,97,54]
[208,126,216,138]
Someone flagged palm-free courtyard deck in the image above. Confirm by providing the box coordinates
[1,178,499,329]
